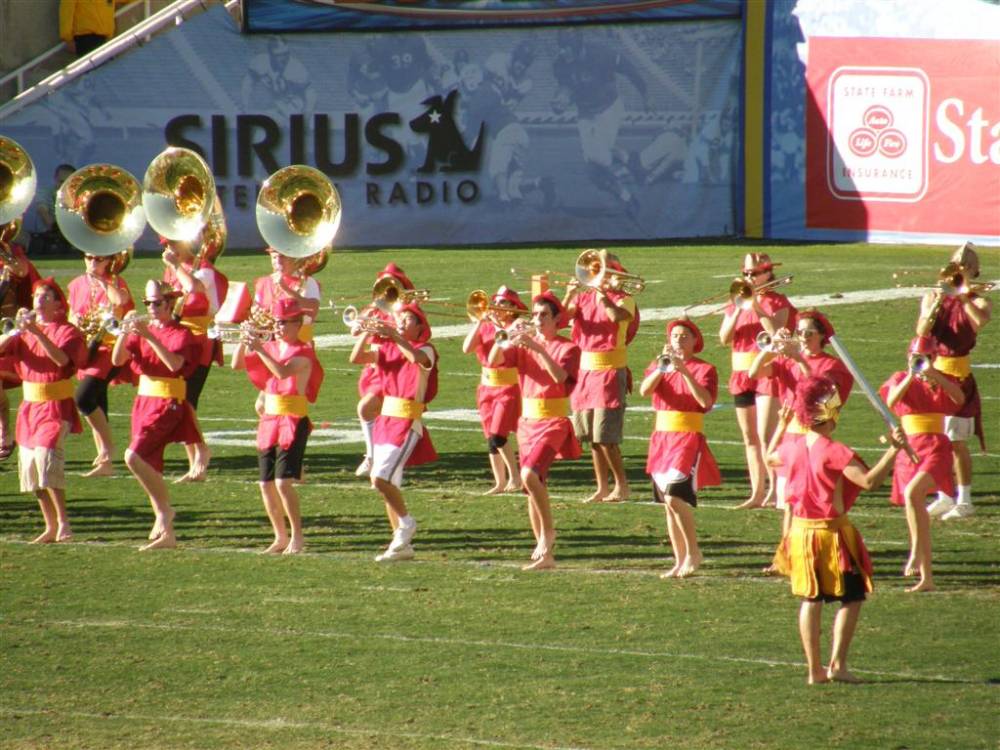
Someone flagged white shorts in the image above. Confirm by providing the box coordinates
[19,444,66,492]
[371,429,421,489]
[944,416,974,443]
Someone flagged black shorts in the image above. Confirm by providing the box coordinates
[806,571,867,604]
[734,390,756,408]
[653,474,697,507]
[258,418,310,482]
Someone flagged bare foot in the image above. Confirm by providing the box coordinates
[604,491,630,504]
[807,673,831,685]
[55,525,73,543]
[503,482,522,493]
[906,579,936,593]
[149,519,162,540]
[734,497,766,510]
[482,484,503,496]
[582,489,610,504]
[149,510,175,540]
[173,470,206,484]
[140,531,177,551]
[83,461,114,478]
[283,538,304,555]
[660,564,680,579]
[677,552,703,578]
[264,539,289,554]
[902,557,917,577]
[522,555,555,571]
[530,541,543,561]
[30,530,56,544]
[827,668,862,684]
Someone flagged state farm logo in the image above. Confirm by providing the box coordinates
[827,67,930,202]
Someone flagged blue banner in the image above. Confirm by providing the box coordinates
[243,0,743,33]
[1,5,741,250]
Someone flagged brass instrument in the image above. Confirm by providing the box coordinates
[371,276,430,313]
[494,320,537,349]
[574,249,646,294]
[298,247,330,277]
[104,313,150,337]
[656,350,684,374]
[56,164,146,256]
[142,146,215,241]
[342,304,383,334]
[938,262,995,297]
[729,274,794,310]
[909,353,932,375]
[0,137,36,225]
[76,305,116,348]
[207,321,274,344]
[464,289,531,323]
[0,315,19,344]
[246,303,277,338]
[256,165,342,258]
[0,218,20,266]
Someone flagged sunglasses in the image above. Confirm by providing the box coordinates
[144,299,168,307]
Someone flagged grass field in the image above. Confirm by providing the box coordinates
[2,242,998,749]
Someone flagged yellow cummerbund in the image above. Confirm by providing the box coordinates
[181,315,212,337]
[481,367,519,387]
[264,393,308,417]
[580,348,627,371]
[934,355,971,379]
[381,395,426,420]
[785,416,808,435]
[654,410,704,433]
[297,322,314,344]
[791,515,848,532]
[138,375,187,401]
[901,413,945,435]
[522,396,570,419]
[22,379,74,402]
[731,350,757,372]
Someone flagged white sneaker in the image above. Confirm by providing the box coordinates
[354,455,372,477]
[389,519,417,552]
[375,544,414,562]
[926,497,955,518]
[941,504,975,520]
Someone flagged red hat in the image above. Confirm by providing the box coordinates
[909,335,935,356]
[377,262,415,291]
[532,291,567,327]
[397,302,431,344]
[274,298,305,321]
[492,285,527,310]
[665,318,703,353]
[32,277,67,309]
[743,252,780,274]
[798,309,835,347]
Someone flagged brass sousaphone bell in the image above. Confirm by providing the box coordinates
[256,165,342,259]
[142,146,216,241]
[56,164,146,256]
[0,137,37,225]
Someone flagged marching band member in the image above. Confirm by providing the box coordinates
[67,252,134,476]
[769,375,904,685]
[719,252,796,509]
[461,286,526,494]
[0,222,42,460]
[562,252,638,503]
[233,298,324,555]
[161,233,228,481]
[351,262,414,477]
[917,242,992,520]
[639,319,720,579]
[0,278,85,543]
[111,280,203,550]
[880,336,964,593]
[350,302,438,562]
[489,291,580,571]
[253,247,322,344]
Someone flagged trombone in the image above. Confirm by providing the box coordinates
[574,249,646,294]
[938,262,995,296]
[463,290,532,323]
[371,276,430,313]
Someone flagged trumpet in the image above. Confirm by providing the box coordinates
[371,276,430,313]
[207,321,273,344]
[256,165,342,258]
[104,313,150,337]
[755,328,796,354]
[729,275,793,310]
[0,315,22,344]
[574,249,646,294]
[656,349,685,373]
[342,304,383,334]
[938,262,995,297]
[495,321,538,349]
[909,353,933,375]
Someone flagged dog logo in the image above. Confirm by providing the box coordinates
[827,67,929,202]
[409,89,485,174]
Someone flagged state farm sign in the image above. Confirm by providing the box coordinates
[806,37,999,236]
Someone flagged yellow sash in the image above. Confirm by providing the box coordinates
[522,396,570,419]
[580,348,627,371]
[481,367,518,387]
[731,350,756,372]
[181,315,212,337]
[264,393,308,417]
[137,375,187,401]
[901,413,945,435]
[934,355,971,379]
[654,410,704,433]
[785,416,808,435]
[22,379,74,402]
[382,395,425,420]
[297,322,314,344]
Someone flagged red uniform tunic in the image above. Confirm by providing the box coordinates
[643,357,721,488]
[777,434,873,598]
[0,243,41,388]
[879,371,958,505]
[67,273,136,381]
[244,340,324,452]
[372,340,438,466]
[725,291,796,397]
[124,322,202,472]
[253,274,321,343]
[515,335,582,481]
[6,319,85,448]
[569,290,637,410]
[930,294,984,445]
[163,262,227,367]
[473,322,520,437]
[355,309,395,398]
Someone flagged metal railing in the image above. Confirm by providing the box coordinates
[0,0,233,119]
